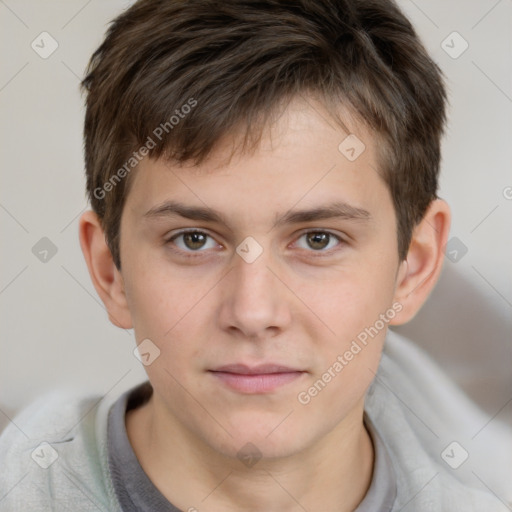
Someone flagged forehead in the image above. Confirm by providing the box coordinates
[123,97,392,225]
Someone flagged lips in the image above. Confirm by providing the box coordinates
[208,363,306,393]
[211,363,302,375]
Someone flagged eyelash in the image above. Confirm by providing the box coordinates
[165,229,345,258]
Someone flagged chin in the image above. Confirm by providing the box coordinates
[204,415,313,462]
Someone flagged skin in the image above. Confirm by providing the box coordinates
[80,96,450,512]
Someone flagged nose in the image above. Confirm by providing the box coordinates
[217,247,292,340]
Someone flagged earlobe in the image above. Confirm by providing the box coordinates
[390,199,451,325]
[78,210,133,329]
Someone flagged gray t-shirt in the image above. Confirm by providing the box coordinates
[107,381,397,512]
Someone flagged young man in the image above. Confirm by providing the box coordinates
[0,0,509,510]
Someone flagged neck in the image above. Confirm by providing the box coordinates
[126,395,374,512]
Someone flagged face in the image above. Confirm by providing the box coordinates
[118,97,403,460]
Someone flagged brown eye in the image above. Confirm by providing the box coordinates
[169,231,218,252]
[295,231,342,253]
[306,232,331,250]
[183,232,207,250]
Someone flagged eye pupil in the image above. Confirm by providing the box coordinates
[307,232,330,250]
[184,232,207,250]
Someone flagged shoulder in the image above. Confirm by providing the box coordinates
[0,387,123,512]
[365,330,512,512]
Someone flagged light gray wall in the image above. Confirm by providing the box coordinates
[1,0,511,431]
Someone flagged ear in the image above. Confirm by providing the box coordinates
[78,210,133,329]
[390,199,451,325]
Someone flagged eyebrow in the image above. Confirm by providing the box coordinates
[143,200,372,229]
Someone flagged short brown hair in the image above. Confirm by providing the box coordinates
[81,0,447,269]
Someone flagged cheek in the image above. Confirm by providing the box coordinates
[298,257,398,342]
[123,265,213,374]
[123,260,206,334]
[292,251,398,406]
[295,277,395,419]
